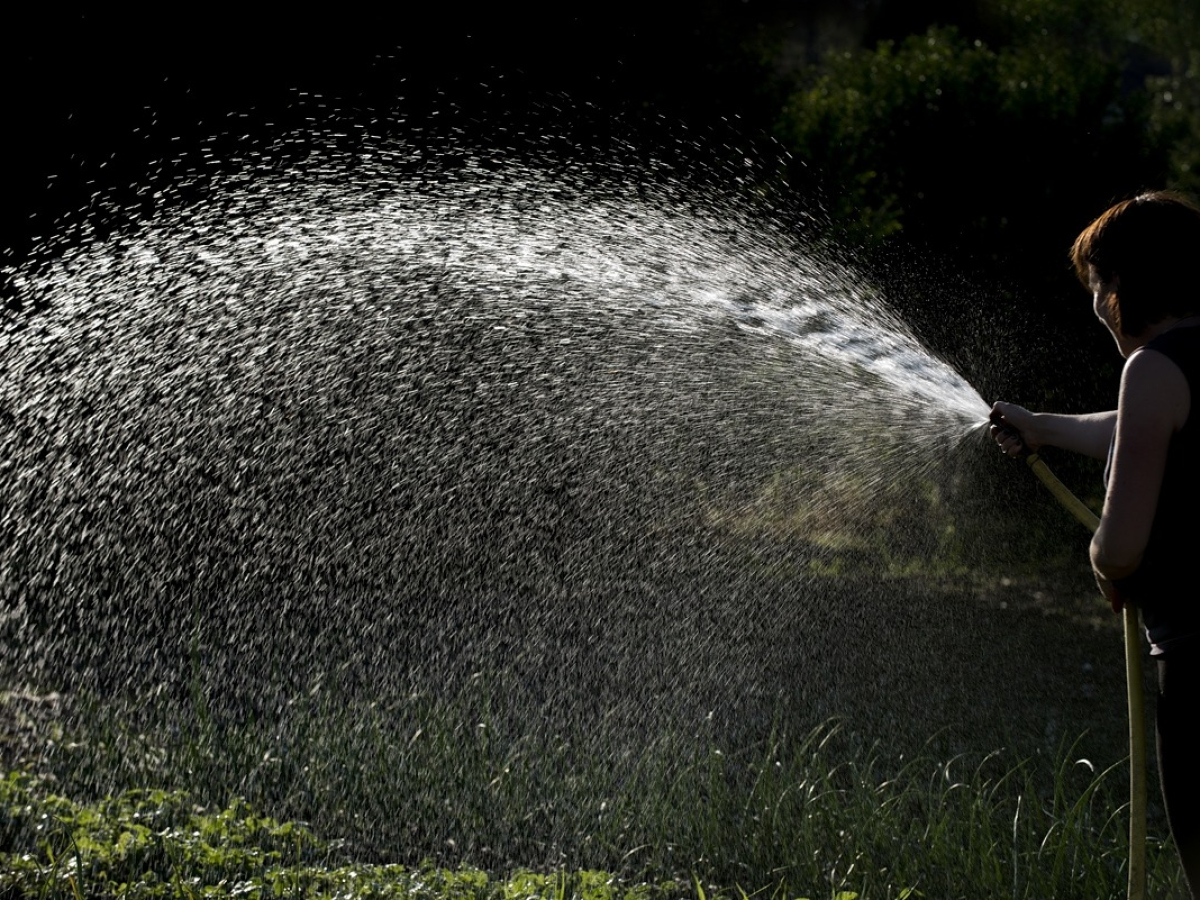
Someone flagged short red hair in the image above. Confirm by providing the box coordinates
[1070,191,1200,336]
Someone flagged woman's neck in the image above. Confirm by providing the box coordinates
[1131,314,1200,350]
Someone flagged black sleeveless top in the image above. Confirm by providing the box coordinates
[1110,324,1200,655]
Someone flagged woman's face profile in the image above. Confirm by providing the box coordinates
[1089,266,1131,355]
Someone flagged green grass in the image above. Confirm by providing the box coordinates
[2,705,1189,899]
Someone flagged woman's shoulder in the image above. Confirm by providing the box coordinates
[1123,344,1191,433]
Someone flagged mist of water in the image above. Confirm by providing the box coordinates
[0,129,1010,868]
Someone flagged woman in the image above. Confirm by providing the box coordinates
[991,190,1200,895]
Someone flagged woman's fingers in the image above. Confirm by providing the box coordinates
[989,401,1038,455]
[989,424,1025,456]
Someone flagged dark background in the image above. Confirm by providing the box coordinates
[3,6,769,258]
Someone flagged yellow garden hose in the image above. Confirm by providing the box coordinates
[1023,451,1147,900]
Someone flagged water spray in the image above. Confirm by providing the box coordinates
[990,414,1147,900]
[3,124,1119,883]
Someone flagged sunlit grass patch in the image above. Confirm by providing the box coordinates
[0,770,676,899]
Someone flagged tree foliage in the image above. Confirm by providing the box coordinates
[775,0,1182,256]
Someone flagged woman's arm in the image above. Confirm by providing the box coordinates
[1091,348,1190,580]
[990,402,1116,460]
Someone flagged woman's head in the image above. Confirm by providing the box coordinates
[1071,190,1200,338]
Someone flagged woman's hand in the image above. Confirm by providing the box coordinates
[1093,568,1125,614]
[989,401,1042,457]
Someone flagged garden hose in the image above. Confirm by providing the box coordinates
[1018,450,1147,900]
